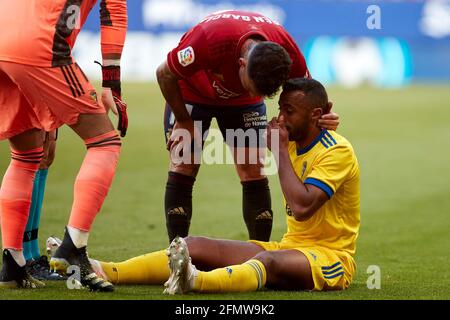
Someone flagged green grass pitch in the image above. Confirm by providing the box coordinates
[0,83,449,300]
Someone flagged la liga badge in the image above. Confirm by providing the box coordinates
[177,46,195,67]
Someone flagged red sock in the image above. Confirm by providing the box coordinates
[68,131,121,231]
[0,147,44,249]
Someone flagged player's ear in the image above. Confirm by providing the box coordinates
[238,57,246,68]
[312,107,323,120]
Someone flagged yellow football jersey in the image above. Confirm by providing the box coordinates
[281,130,360,257]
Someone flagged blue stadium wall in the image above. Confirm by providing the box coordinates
[75,0,450,87]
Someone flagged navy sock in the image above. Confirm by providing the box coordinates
[164,172,195,243]
[242,178,273,241]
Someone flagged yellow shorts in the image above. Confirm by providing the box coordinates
[249,240,356,291]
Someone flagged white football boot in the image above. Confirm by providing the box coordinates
[163,236,197,295]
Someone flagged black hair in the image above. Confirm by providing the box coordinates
[247,42,292,98]
[282,78,329,112]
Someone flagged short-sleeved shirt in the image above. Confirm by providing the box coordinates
[167,10,309,106]
[0,0,127,67]
[282,130,360,257]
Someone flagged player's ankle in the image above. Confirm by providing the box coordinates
[67,226,89,249]
[7,249,26,267]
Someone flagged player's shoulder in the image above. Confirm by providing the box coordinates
[322,130,353,149]
[319,130,357,159]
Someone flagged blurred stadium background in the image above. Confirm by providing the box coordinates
[0,0,449,299]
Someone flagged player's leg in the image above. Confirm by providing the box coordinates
[2,61,120,291]
[163,103,212,242]
[74,236,263,286]
[23,131,58,280]
[0,65,46,288]
[253,250,314,290]
[218,103,273,241]
[0,129,46,288]
[165,242,314,294]
[49,113,119,291]
[164,236,267,294]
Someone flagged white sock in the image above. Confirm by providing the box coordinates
[67,226,90,249]
[8,249,26,267]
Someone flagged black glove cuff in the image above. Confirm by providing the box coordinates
[101,65,121,96]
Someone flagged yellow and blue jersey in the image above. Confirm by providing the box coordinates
[281,130,360,257]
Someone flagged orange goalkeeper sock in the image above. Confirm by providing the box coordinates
[0,147,44,250]
[68,131,121,232]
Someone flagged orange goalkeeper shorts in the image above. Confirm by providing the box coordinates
[0,61,105,140]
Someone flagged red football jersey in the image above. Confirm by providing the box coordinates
[167,10,309,106]
[0,0,127,67]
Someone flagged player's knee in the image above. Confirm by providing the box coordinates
[40,142,56,169]
[169,163,200,177]
[253,251,287,288]
[71,114,115,140]
[254,251,275,268]
[253,251,277,275]
[185,236,211,264]
[236,163,265,181]
[185,236,205,251]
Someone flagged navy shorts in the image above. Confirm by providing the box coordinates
[164,102,267,148]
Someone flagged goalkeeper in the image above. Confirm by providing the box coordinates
[0,0,128,292]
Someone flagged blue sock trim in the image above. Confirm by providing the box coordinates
[30,169,49,260]
[23,170,41,261]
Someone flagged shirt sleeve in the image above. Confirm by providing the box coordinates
[166,25,210,78]
[100,0,128,56]
[304,145,356,198]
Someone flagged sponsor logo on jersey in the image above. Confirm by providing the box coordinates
[212,81,240,99]
[243,111,267,128]
[177,46,195,67]
[243,111,260,119]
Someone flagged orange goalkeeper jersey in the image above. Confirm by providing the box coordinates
[0,0,127,67]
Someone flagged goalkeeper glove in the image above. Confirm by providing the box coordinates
[97,62,128,137]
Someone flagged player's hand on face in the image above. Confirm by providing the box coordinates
[276,115,290,149]
[266,117,278,152]
[317,101,340,131]
[267,116,289,152]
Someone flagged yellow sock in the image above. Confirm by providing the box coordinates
[193,259,266,293]
[99,250,170,285]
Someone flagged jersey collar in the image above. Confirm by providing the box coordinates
[296,130,327,155]
[235,30,269,60]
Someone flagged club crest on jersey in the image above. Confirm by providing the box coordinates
[177,46,195,67]
[301,161,307,178]
[89,90,98,103]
